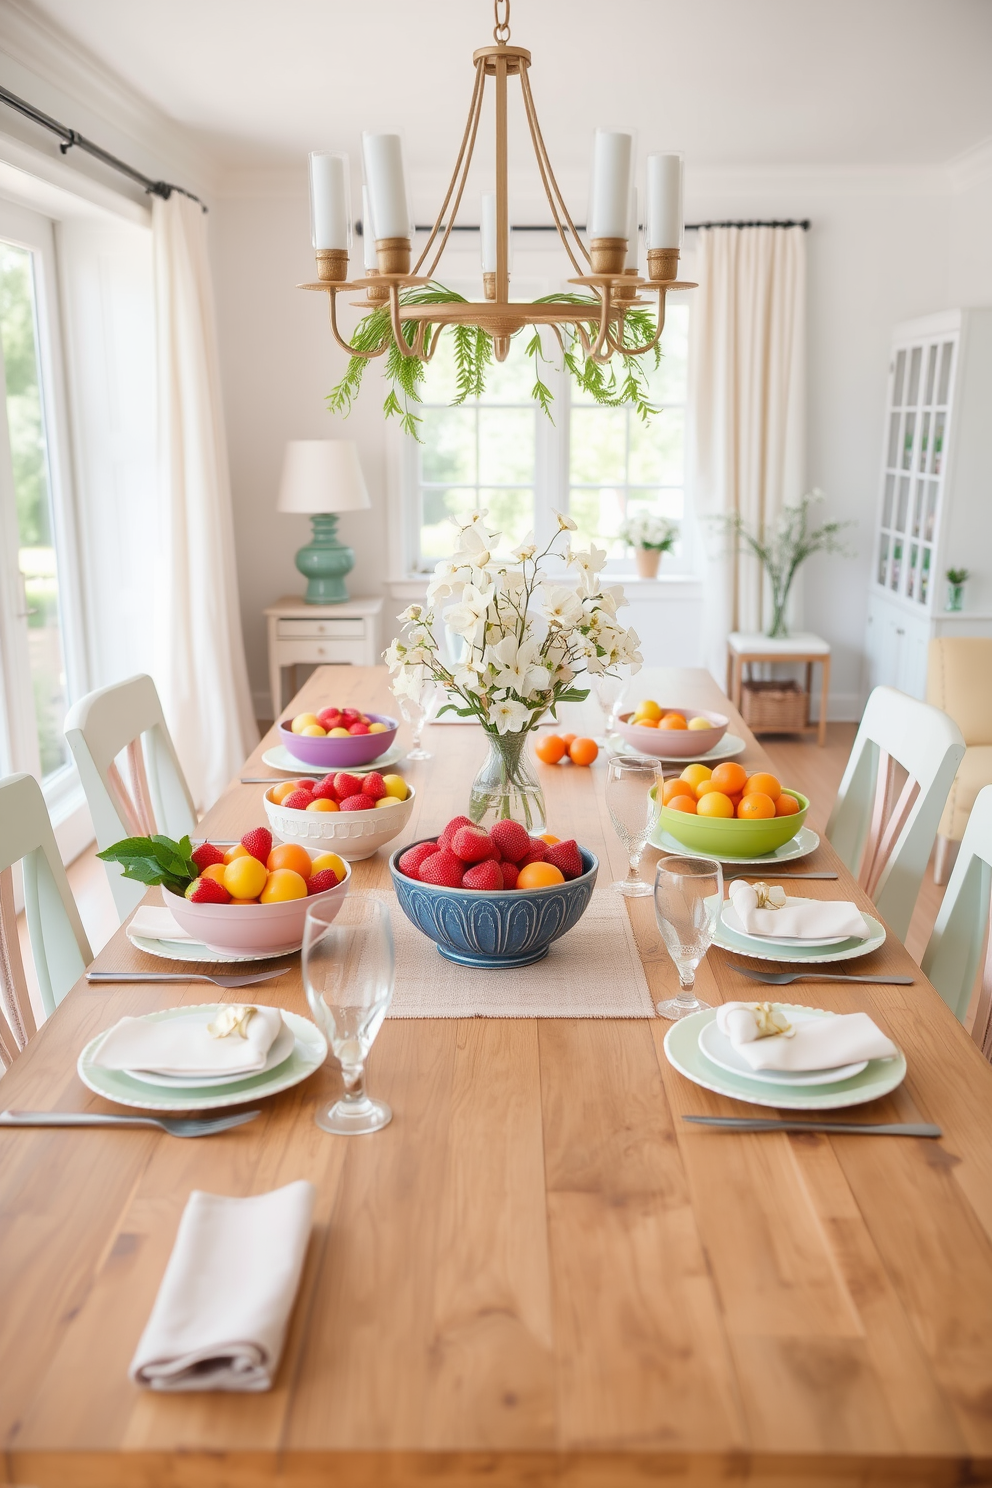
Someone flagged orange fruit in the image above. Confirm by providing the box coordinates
[260,868,308,903]
[680,763,712,790]
[223,843,250,865]
[737,792,776,820]
[539,834,561,845]
[306,798,338,812]
[633,699,662,722]
[775,793,801,816]
[560,734,576,749]
[697,790,735,818]
[201,863,227,885]
[269,780,298,805]
[695,778,728,800]
[267,843,313,880]
[230,897,259,905]
[634,717,659,729]
[223,856,267,899]
[728,793,743,812]
[536,734,567,764]
[311,851,347,880]
[569,737,598,766]
[710,761,748,795]
[658,713,688,730]
[667,793,697,814]
[743,771,781,802]
[517,861,566,889]
[662,778,694,805]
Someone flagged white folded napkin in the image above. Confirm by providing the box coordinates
[92,1005,284,1077]
[130,1181,315,1391]
[727,880,869,941]
[129,905,195,942]
[716,1002,898,1072]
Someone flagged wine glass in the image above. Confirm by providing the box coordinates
[590,673,628,746]
[399,683,439,761]
[605,757,662,896]
[653,855,723,1020]
[302,894,395,1134]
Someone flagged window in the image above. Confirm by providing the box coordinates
[405,296,691,575]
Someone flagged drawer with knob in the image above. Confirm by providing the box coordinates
[277,619,366,639]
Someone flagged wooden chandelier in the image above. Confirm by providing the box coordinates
[300,0,694,367]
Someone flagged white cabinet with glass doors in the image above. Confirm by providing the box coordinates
[866,308,992,700]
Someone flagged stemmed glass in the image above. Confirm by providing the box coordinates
[605,757,662,896]
[398,683,440,761]
[653,856,723,1020]
[302,894,395,1134]
[590,673,628,746]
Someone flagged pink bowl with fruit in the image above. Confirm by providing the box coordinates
[165,850,351,955]
[278,712,398,768]
[615,708,728,759]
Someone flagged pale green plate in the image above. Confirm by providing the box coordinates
[713,911,886,964]
[664,1005,907,1111]
[77,1005,327,1112]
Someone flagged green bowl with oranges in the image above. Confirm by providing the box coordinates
[651,787,810,858]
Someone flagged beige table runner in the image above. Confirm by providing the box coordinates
[379,889,655,1018]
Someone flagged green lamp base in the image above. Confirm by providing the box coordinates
[295,513,355,604]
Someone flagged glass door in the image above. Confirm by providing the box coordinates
[0,199,84,795]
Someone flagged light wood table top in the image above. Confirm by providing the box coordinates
[3,666,992,1488]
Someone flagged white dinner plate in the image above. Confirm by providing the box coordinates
[126,928,297,966]
[713,910,886,964]
[665,1006,906,1112]
[720,896,853,948]
[650,823,821,864]
[611,732,747,766]
[125,1017,297,1089]
[260,742,402,775]
[697,1014,868,1086]
[78,1006,327,1112]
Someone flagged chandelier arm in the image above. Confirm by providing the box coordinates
[587,287,616,363]
[387,283,431,362]
[518,69,591,271]
[603,289,668,358]
[413,61,487,276]
[421,61,488,281]
[328,290,389,360]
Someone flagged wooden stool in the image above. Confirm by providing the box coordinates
[727,632,831,747]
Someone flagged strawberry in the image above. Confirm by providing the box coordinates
[187,875,231,904]
[451,826,495,863]
[545,839,583,881]
[519,836,548,866]
[438,815,474,851]
[282,789,315,811]
[398,841,438,879]
[348,722,370,735]
[499,861,520,890]
[462,859,504,891]
[241,827,272,863]
[317,708,341,728]
[362,772,387,802]
[334,772,363,800]
[418,849,466,888]
[489,820,530,863]
[191,842,225,871]
[340,792,375,812]
[295,779,317,791]
[311,777,339,801]
[341,708,361,724]
[307,868,343,895]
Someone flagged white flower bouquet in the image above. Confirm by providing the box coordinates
[385,509,642,829]
[618,511,679,553]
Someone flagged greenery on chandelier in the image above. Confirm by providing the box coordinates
[326,283,661,440]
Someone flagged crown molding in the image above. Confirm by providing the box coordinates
[0,0,217,199]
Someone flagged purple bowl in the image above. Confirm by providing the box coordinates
[278,713,399,769]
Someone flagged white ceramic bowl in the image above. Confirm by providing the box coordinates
[263,784,416,861]
[165,852,351,955]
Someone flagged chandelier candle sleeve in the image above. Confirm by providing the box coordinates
[589,130,633,269]
[362,133,411,250]
[646,153,683,279]
[309,154,350,249]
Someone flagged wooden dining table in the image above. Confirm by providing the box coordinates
[3,664,992,1488]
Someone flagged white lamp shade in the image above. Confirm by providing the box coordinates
[277,441,371,515]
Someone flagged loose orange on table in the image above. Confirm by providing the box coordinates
[560,734,576,749]
[775,793,801,816]
[710,761,748,795]
[737,792,776,820]
[667,793,697,814]
[535,734,567,765]
[743,771,781,801]
[662,778,695,805]
[267,842,313,880]
[697,791,735,818]
[568,738,598,766]
[517,861,566,889]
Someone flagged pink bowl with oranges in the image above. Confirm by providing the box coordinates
[165,850,351,955]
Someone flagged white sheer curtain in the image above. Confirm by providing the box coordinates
[152,194,257,808]
[688,225,806,682]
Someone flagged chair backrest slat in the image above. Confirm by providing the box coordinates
[923,785,992,1051]
[0,865,36,1068]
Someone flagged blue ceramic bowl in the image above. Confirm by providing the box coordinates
[389,840,599,969]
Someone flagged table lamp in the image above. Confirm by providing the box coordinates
[277,440,371,603]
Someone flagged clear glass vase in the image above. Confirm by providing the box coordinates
[469,729,547,835]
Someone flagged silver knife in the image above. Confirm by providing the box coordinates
[682,1116,941,1137]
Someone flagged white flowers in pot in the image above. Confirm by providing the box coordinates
[618,511,679,578]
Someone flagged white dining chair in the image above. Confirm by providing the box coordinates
[64,674,197,920]
[0,773,93,1068]
[922,785,992,1055]
[826,685,965,941]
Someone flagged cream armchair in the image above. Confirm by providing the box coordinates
[926,637,992,883]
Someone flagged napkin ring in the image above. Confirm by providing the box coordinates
[751,1002,794,1039]
[207,1005,256,1040]
[752,882,787,910]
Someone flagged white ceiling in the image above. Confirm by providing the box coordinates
[23,0,992,178]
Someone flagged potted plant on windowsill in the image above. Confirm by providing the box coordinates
[618,512,679,580]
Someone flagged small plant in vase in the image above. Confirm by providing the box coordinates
[385,511,642,832]
[945,568,969,612]
[619,511,679,580]
[710,489,854,639]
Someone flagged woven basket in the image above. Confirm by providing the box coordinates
[740,679,808,732]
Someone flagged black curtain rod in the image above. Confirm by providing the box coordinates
[362,218,810,235]
[0,84,207,211]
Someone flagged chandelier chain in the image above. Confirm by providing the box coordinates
[493,0,510,42]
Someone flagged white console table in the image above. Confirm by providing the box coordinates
[264,596,384,718]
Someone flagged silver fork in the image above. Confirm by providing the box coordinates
[0,1110,261,1137]
[730,965,915,986]
[86,969,291,989]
